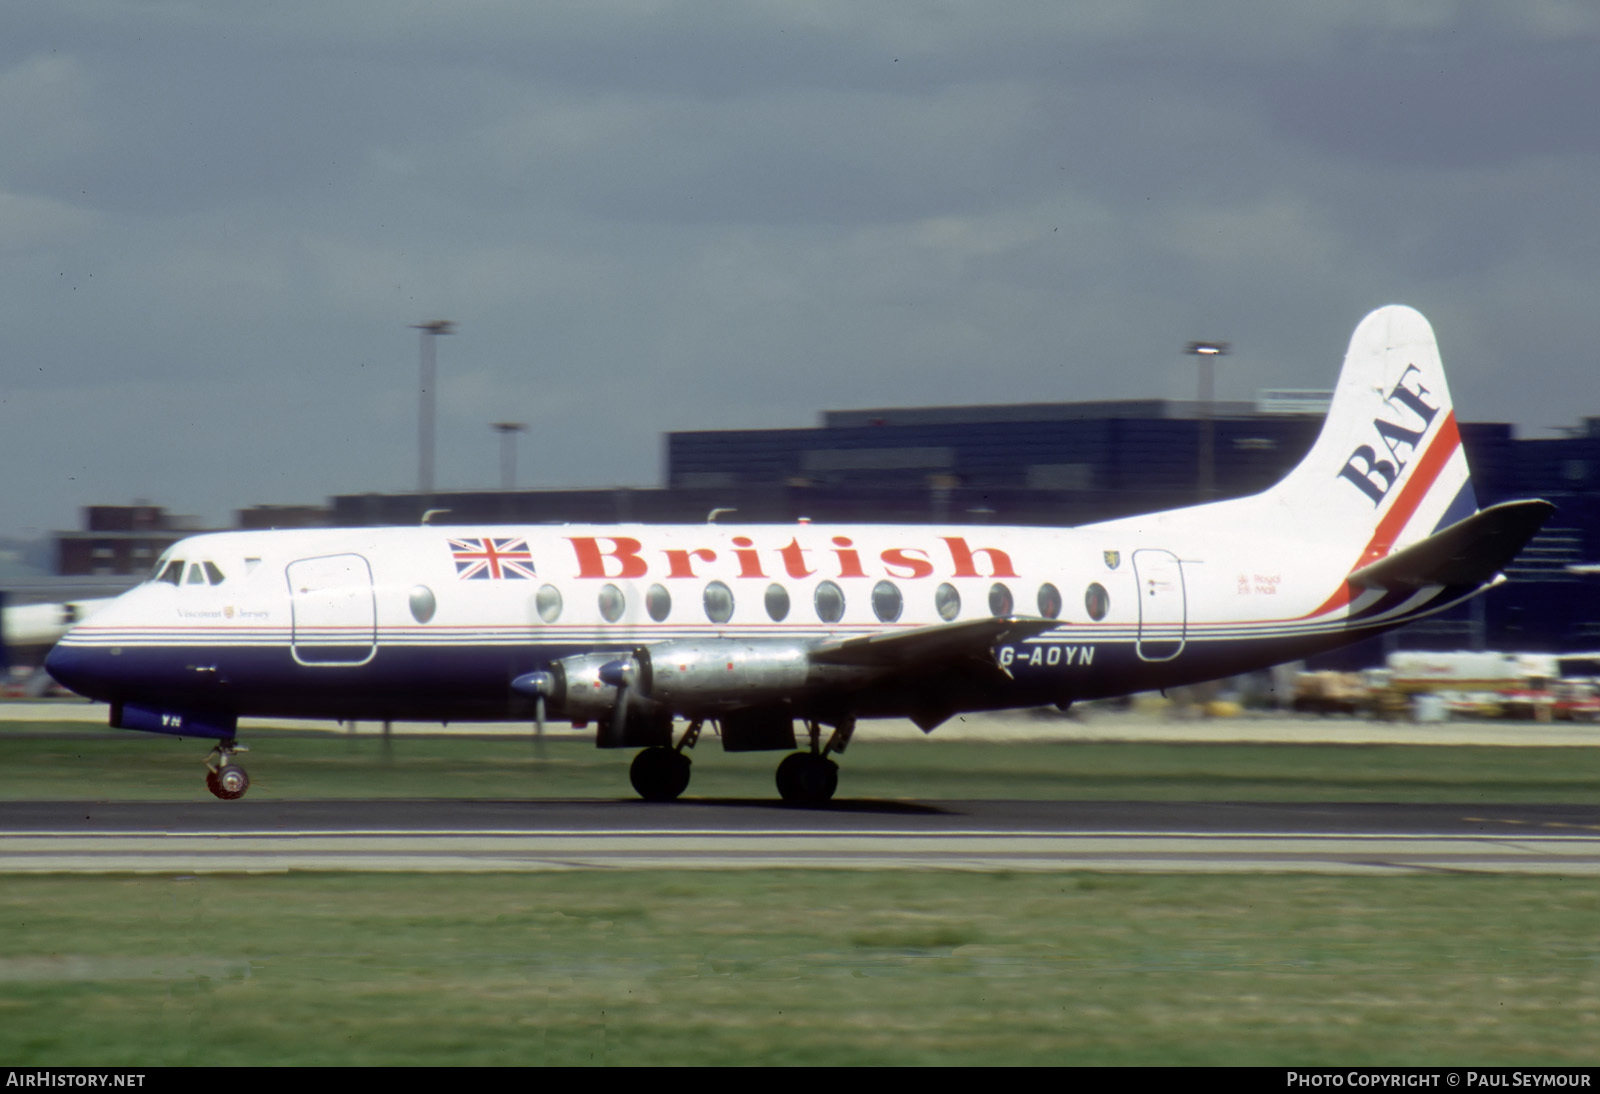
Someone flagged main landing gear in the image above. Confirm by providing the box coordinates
[775,717,855,807]
[627,716,857,805]
[775,752,837,806]
[629,719,701,802]
[204,740,251,801]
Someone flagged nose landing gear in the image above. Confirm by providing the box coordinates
[204,741,251,800]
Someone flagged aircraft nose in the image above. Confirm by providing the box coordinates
[44,640,114,702]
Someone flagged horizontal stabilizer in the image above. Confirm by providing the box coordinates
[1348,499,1555,590]
[811,615,1060,668]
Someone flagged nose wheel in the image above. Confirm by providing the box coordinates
[204,741,251,800]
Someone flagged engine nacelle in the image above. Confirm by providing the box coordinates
[548,651,626,721]
[637,639,814,712]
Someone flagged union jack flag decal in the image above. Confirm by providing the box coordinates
[449,537,538,580]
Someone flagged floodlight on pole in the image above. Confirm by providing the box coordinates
[492,421,527,490]
[1185,340,1230,501]
[413,320,455,496]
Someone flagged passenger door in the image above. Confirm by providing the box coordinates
[288,554,377,666]
[1133,549,1186,662]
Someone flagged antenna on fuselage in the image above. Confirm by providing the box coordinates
[421,509,451,525]
[707,508,737,523]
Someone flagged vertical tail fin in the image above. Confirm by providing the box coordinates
[1269,305,1477,568]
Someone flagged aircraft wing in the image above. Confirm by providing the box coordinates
[809,615,1061,668]
[1349,499,1555,590]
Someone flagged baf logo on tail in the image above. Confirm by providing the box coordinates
[1337,364,1441,506]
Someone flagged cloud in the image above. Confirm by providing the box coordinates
[2,2,1597,537]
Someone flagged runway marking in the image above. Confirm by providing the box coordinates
[1464,816,1600,833]
[7,828,1600,875]
[13,827,1600,840]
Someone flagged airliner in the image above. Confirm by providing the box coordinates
[44,306,1553,804]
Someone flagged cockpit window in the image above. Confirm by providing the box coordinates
[164,559,226,586]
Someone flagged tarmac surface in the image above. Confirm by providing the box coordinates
[6,699,1599,875]
[4,798,1599,877]
[9,697,1600,747]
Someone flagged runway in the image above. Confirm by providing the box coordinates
[4,798,1600,875]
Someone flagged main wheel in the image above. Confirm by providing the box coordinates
[775,752,838,806]
[629,747,691,802]
[206,764,250,801]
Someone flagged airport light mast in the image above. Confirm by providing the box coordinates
[413,319,455,497]
[1186,340,1230,501]
[492,421,527,490]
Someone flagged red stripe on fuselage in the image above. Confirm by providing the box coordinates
[1307,411,1461,619]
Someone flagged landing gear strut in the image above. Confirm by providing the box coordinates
[629,719,701,802]
[204,740,251,801]
[775,717,854,806]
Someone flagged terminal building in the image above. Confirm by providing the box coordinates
[46,397,1600,665]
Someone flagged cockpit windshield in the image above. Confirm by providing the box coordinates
[148,558,226,586]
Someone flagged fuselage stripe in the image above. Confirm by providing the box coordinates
[1306,411,1461,620]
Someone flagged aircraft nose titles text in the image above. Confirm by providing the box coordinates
[1337,364,1441,505]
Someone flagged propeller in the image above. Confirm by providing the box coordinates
[511,670,555,757]
[598,648,656,748]
[598,656,638,747]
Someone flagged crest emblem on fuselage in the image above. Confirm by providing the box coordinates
[1103,550,1121,570]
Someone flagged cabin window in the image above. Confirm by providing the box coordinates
[765,583,790,622]
[1085,582,1109,622]
[646,584,672,622]
[535,585,562,623]
[1037,583,1062,619]
[409,585,437,624]
[935,582,960,621]
[871,580,902,623]
[703,581,734,624]
[598,584,625,623]
[814,580,845,624]
[988,582,1013,616]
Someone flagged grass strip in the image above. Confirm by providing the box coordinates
[1,871,1596,1066]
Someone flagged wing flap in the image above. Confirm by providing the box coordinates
[1349,498,1554,590]
[810,615,1060,668]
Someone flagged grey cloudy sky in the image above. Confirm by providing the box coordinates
[3,1,1598,538]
